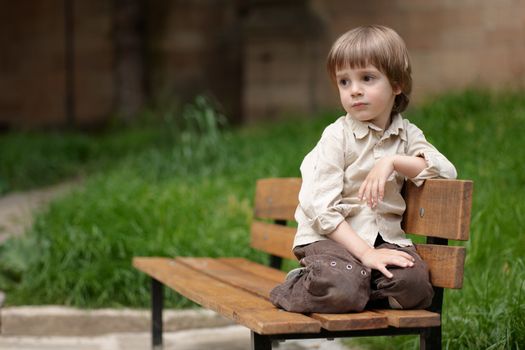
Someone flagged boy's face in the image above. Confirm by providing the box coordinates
[335,64,401,130]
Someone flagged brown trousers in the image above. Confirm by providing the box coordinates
[269,236,434,313]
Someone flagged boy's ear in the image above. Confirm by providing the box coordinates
[392,83,402,95]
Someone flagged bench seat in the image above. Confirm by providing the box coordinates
[133,256,441,334]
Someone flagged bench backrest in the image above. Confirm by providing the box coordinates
[251,178,473,290]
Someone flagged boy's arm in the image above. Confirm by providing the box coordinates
[358,155,426,208]
[329,220,415,278]
[405,122,457,186]
[299,121,349,236]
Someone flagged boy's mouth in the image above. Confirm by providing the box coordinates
[352,102,368,108]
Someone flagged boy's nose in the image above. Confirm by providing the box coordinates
[350,84,363,96]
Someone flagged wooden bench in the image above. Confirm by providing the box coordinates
[133,177,473,349]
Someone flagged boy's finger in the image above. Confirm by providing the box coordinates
[378,179,386,201]
[388,249,415,262]
[358,182,366,200]
[371,181,378,207]
[362,183,372,205]
[397,251,415,261]
[397,258,414,267]
[382,251,414,268]
[380,266,393,279]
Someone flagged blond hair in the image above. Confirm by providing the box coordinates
[327,25,412,114]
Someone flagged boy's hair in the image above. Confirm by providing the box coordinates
[327,25,412,114]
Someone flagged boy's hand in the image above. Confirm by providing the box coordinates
[358,156,395,207]
[360,247,415,278]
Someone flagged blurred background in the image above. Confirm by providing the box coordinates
[1,1,524,349]
[1,0,524,130]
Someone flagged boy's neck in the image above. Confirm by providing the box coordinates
[372,116,392,134]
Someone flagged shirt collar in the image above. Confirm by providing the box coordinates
[346,113,407,141]
[385,113,407,141]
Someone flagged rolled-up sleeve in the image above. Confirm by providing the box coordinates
[297,123,351,235]
[405,122,457,186]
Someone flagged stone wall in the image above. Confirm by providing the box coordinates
[244,0,525,121]
[0,0,242,128]
[147,0,243,123]
[0,1,67,128]
[1,0,524,128]
[243,0,329,123]
[315,0,525,102]
[0,0,113,128]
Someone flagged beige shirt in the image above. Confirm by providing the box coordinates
[294,113,457,248]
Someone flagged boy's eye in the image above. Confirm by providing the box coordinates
[363,75,374,82]
[339,78,349,86]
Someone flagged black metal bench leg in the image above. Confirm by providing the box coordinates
[251,331,272,350]
[420,326,441,350]
[152,278,164,349]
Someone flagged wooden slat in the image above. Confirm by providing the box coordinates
[218,257,286,283]
[310,311,388,331]
[180,257,388,331]
[375,309,440,328]
[250,221,296,260]
[133,257,320,335]
[403,179,473,240]
[254,178,472,241]
[254,178,301,221]
[177,257,277,299]
[416,244,466,289]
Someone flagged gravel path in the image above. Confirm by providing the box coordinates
[0,179,81,244]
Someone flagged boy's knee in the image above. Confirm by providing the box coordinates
[304,255,372,312]
[390,263,434,309]
[271,254,372,313]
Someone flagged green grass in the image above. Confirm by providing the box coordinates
[0,90,524,349]
[0,126,168,194]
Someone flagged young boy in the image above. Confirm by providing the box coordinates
[269,25,457,313]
